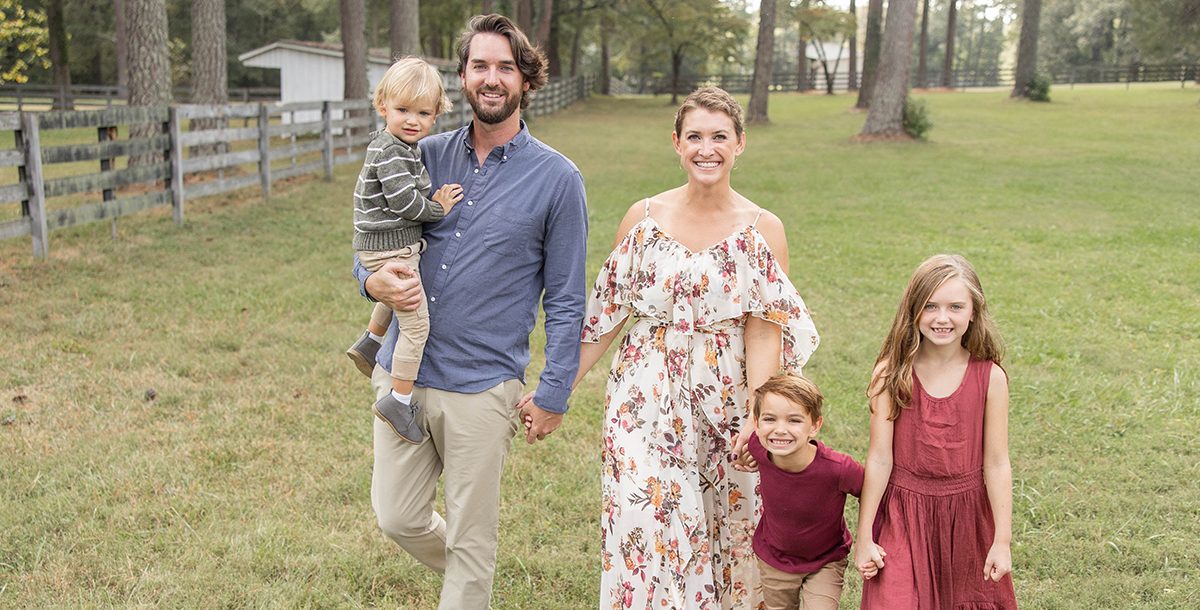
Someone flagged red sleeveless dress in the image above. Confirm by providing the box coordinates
[861,359,1018,609]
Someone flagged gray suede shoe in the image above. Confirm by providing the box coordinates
[374,393,425,444]
[346,331,380,378]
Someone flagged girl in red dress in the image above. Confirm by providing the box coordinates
[855,254,1018,609]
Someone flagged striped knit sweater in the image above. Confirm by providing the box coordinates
[352,130,445,252]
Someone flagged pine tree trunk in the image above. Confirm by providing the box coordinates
[1011,0,1042,97]
[547,3,561,77]
[599,10,611,94]
[855,0,883,109]
[515,0,534,38]
[569,0,584,77]
[942,0,958,87]
[391,0,420,59]
[536,0,554,47]
[747,0,776,123]
[47,0,74,110]
[917,0,930,87]
[126,0,171,167]
[861,0,918,137]
[113,0,128,90]
[191,0,227,157]
[848,0,858,91]
[341,0,369,134]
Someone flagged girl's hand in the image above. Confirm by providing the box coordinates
[855,542,886,580]
[983,542,1012,582]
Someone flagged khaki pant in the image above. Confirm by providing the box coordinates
[358,246,428,381]
[370,365,522,610]
[758,557,848,610]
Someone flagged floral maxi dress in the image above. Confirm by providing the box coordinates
[582,203,819,610]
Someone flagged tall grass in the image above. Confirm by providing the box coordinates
[2,84,1197,608]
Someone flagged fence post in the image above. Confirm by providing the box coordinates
[168,107,185,224]
[322,101,334,179]
[257,103,271,201]
[20,113,49,259]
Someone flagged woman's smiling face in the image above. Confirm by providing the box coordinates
[672,107,745,186]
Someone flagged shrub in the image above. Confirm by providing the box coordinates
[1026,73,1051,102]
[903,98,933,139]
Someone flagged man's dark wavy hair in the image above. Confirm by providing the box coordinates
[456,13,548,109]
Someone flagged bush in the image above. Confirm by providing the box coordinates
[1026,73,1051,102]
[903,98,933,139]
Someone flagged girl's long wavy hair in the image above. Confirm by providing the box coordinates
[871,254,1004,420]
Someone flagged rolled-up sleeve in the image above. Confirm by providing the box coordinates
[533,170,588,413]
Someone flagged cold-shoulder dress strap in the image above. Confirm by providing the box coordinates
[751,207,765,227]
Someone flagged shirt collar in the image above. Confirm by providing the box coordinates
[458,119,530,157]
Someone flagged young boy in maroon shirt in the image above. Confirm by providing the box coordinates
[742,374,868,610]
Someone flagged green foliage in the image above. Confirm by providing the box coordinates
[2,80,1200,610]
[0,0,50,83]
[902,96,933,138]
[1026,72,1052,101]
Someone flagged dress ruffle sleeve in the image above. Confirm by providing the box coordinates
[736,230,820,372]
[581,223,645,343]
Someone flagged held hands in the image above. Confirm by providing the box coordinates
[855,542,887,581]
[515,391,564,445]
[730,425,758,472]
[433,183,464,212]
[364,261,424,311]
[983,541,1012,582]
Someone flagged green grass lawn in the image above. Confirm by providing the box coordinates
[2,84,1198,608]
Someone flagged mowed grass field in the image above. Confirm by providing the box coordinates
[2,84,1197,608]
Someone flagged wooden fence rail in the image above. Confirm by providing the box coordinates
[1,75,597,258]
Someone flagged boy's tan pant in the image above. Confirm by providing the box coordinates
[358,246,428,381]
[370,365,522,610]
[758,557,848,610]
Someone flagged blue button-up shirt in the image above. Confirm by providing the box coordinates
[355,121,588,413]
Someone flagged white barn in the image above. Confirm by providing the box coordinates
[237,40,458,122]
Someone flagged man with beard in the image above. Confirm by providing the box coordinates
[352,13,588,610]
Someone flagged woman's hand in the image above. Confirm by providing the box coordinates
[730,425,758,472]
[983,541,1012,582]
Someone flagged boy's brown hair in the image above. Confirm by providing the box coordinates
[752,374,824,422]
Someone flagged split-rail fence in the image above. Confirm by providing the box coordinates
[1,74,595,258]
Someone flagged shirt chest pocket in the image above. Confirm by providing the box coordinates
[482,215,540,256]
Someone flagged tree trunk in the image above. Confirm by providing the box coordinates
[798,35,810,92]
[536,0,554,47]
[848,0,858,90]
[191,0,227,156]
[515,0,534,38]
[1011,0,1042,97]
[482,0,494,13]
[126,0,171,166]
[855,0,883,108]
[569,0,584,77]
[546,2,562,77]
[391,0,420,58]
[942,0,958,87]
[670,47,683,105]
[917,0,930,87]
[47,0,74,110]
[600,10,611,94]
[341,0,369,135]
[113,0,128,90]
[747,0,776,123]
[861,0,918,137]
